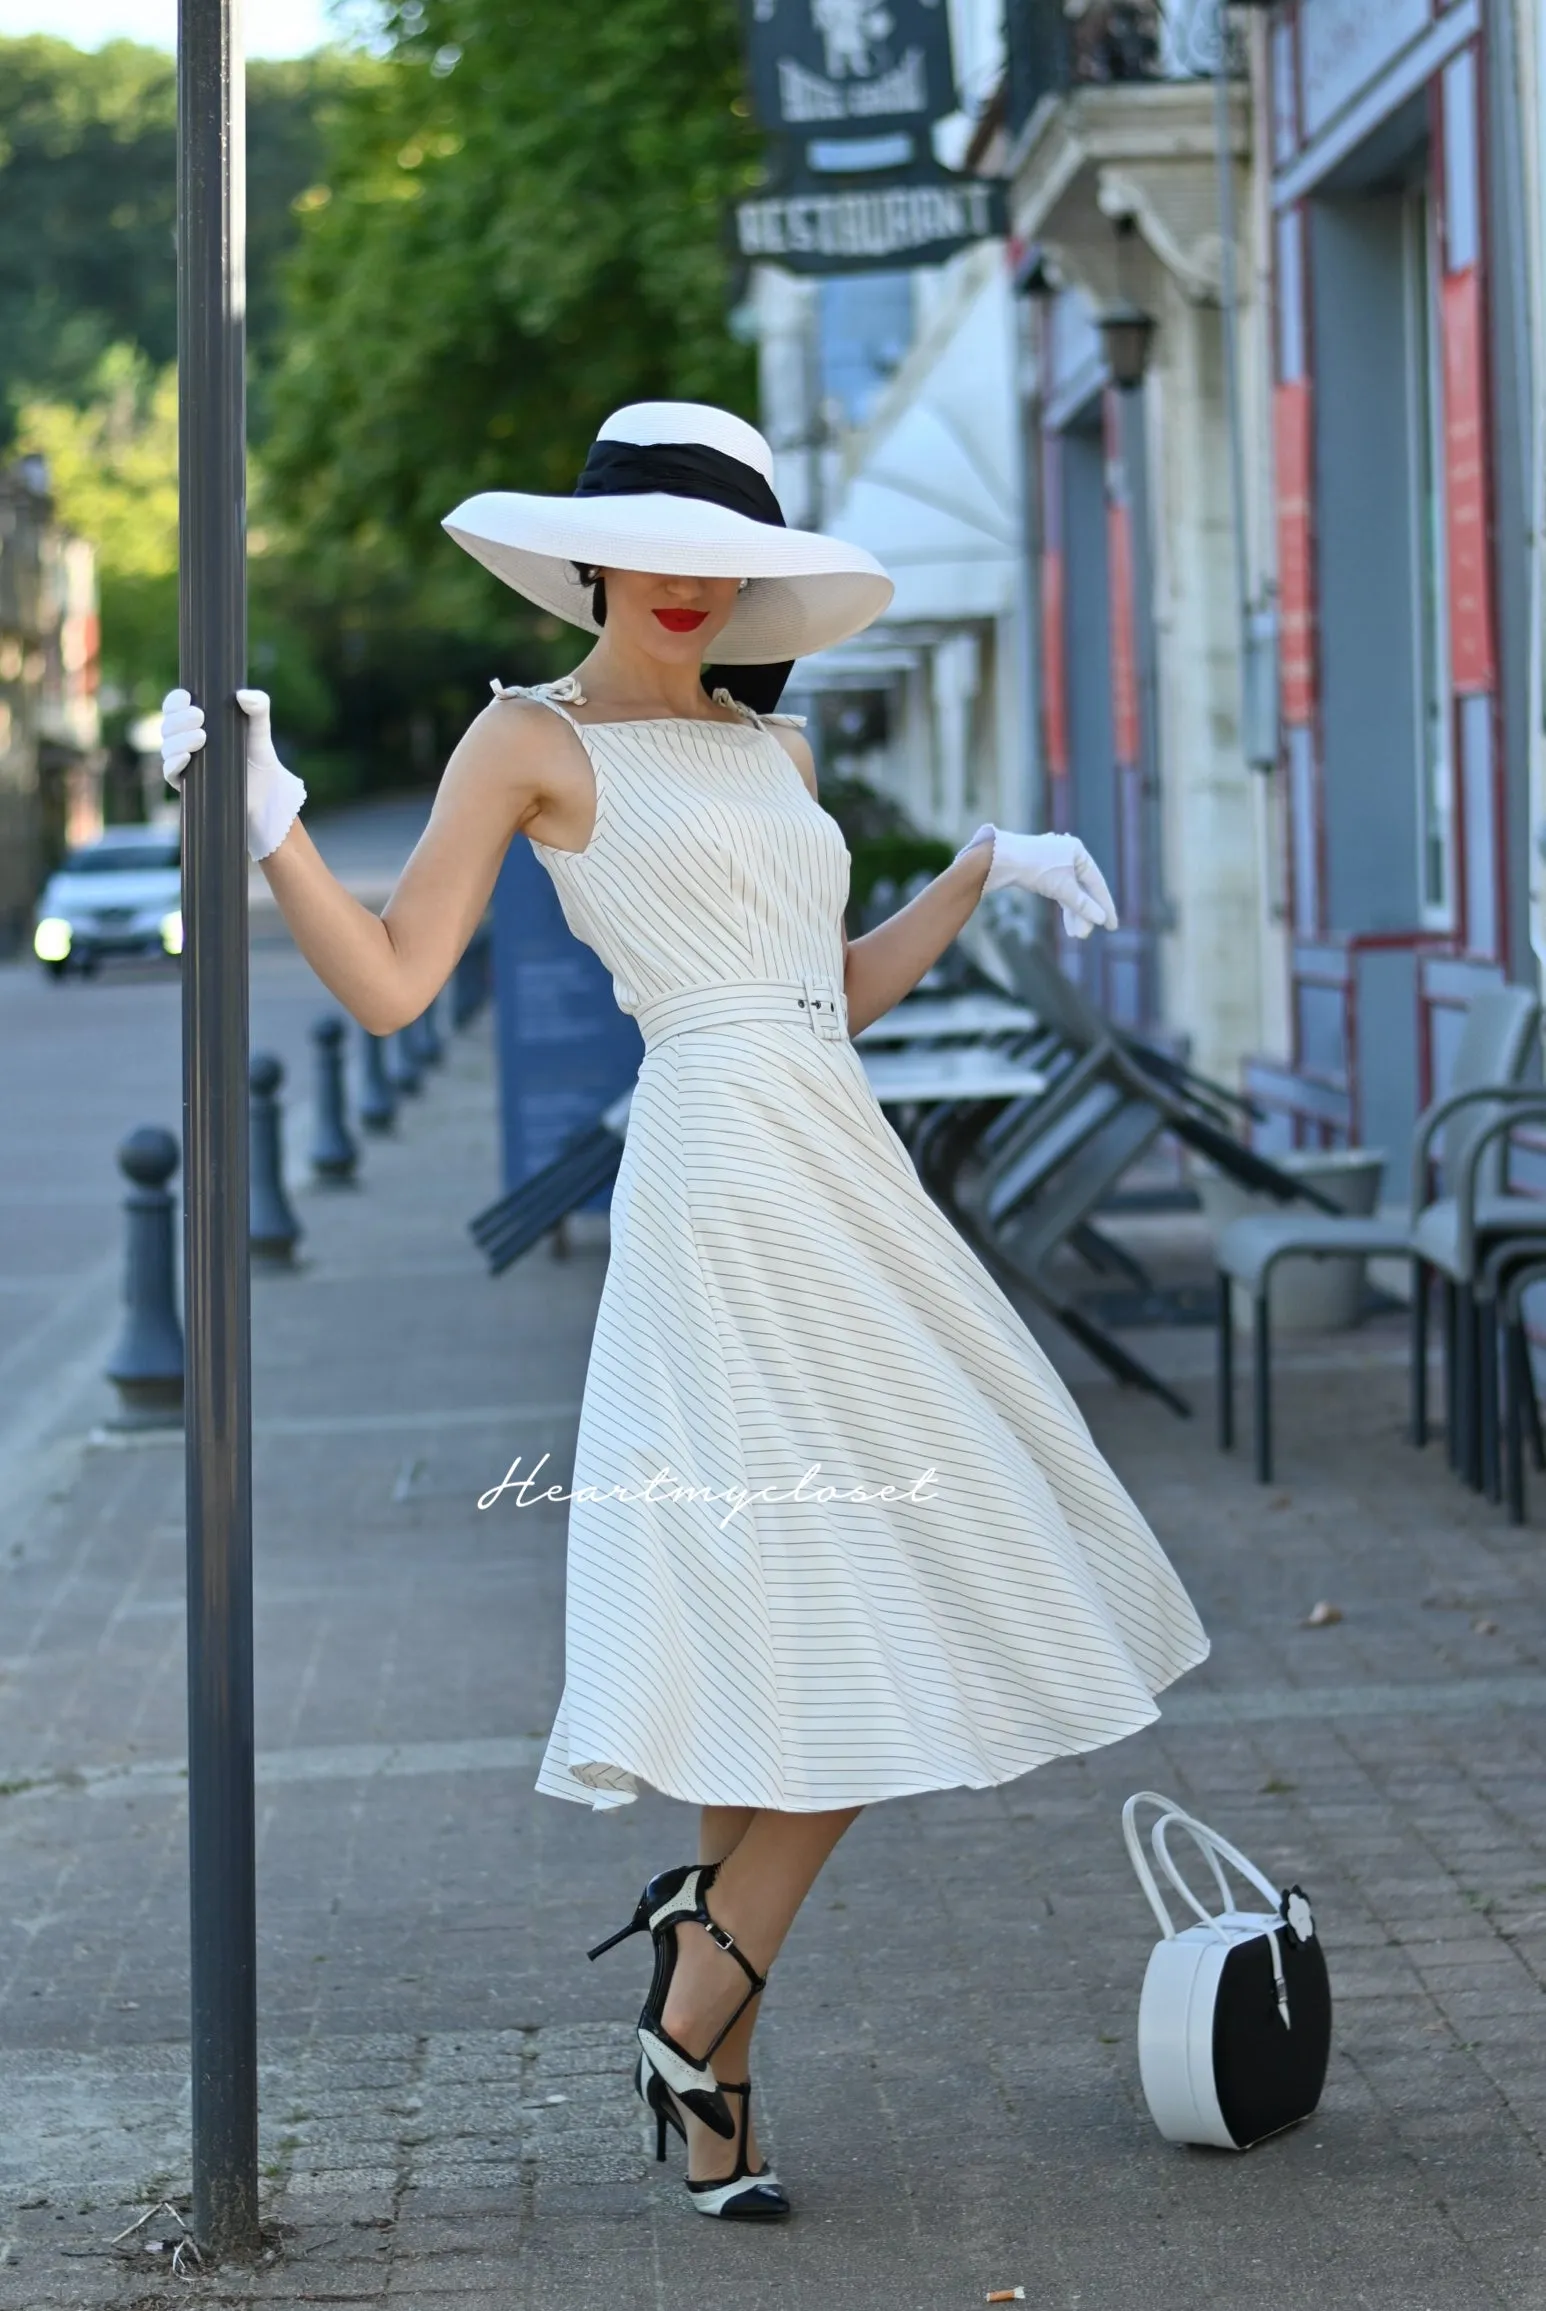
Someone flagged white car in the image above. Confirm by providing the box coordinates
[33,825,183,977]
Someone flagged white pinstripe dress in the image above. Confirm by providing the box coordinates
[503,676,1209,1813]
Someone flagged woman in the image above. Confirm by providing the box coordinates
[161,401,1208,2224]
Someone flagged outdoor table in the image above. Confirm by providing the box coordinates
[854,993,1037,1046]
[859,1046,1048,1108]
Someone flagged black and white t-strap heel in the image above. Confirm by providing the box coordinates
[684,2081,790,2221]
[636,1862,767,2140]
[587,1860,766,2142]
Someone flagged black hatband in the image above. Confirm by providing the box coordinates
[572,437,786,529]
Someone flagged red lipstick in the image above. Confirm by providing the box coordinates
[654,608,709,633]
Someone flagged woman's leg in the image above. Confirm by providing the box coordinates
[663,1804,863,2179]
[689,1806,761,2161]
[699,1805,756,1867]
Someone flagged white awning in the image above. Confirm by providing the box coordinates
[821,264,1023,626]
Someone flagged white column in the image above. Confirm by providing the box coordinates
[931,630,981,838]
[1146,282,1264,1088]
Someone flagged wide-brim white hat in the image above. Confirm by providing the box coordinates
[442,402,893,664]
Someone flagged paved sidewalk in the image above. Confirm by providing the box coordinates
[3,1017,1546,2308]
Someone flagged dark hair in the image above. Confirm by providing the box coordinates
[573,561,606,625]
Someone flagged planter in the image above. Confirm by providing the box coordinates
[1196,1147,1388,1332]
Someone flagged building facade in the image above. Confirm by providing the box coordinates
[760,0,1539,1169]
[1245,0,1538,1155]
[1005,3,1264,1090]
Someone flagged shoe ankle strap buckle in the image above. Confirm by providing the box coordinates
[700,1914,767,1998]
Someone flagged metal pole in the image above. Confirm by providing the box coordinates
[178,0,259,2258]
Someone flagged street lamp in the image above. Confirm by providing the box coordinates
[1097,299,1158,390]
[1096,211,1156,390]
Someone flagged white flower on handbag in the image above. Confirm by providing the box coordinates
[1281,1888,1315,1944]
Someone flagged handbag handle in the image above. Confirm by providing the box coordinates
[1151,1811,1286,1936]
[1122,1791,1283,1943]
[1153,1813,1235,1923]
[1121,1790,1193,1939]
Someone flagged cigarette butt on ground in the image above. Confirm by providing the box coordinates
[986,2293,1026,2304]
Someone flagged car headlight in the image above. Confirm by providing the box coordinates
[160,908,184,956]
[34,917,72,962]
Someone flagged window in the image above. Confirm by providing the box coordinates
[817,273,915,431]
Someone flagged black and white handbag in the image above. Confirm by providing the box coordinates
[1122,1790,1332,2150]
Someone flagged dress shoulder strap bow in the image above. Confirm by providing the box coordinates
[708,688,807,732]
[490,672,587,706]
[489,672,588,730]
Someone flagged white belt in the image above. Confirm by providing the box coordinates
[632,975,848,1052]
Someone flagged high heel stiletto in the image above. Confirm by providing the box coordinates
[588,1861,767,2142]
[585,1861,697,1962]
[636,2053,790,2220]
[636,2047,685,2161]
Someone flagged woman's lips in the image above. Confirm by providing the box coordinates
[653,608,709,632]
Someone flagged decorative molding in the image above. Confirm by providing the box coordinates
[1009,81,1250,308]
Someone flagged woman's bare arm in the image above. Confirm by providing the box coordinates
[773,727,992,1039]
[257,700,585,1035]
[841,844,992,1034]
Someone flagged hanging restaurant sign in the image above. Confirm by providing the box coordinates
[742,0,956,135]
[732,156,1006,275]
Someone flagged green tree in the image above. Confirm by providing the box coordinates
[4,13,765,802]
[0,37,389,800]
[16,347,178,711]
[265,0,761,573]
[17,342,509,804]
[0,35,376,436]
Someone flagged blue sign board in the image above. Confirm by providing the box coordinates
[490,836,643,1210]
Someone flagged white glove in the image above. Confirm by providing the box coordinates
[160,687,307,864]
[955,822,1118,940]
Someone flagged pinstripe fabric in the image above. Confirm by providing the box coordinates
[502,680,1209,1812]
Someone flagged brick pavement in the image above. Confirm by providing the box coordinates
[2,1012,1545,2308]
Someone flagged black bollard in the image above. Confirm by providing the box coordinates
[359,1027,396,1134]
[413,992,444,1067]
[387,1025,422,1097]
[106,1126,185,1427]
[309,1015,359,1184]
[249,1051,302,1264]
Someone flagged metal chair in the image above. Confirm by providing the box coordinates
[1215,985,1543,1484]
[1497,1255,1546,1523]
[1410,1060,1546,1486]
[936,916,1348,1413]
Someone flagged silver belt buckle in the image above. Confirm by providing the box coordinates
[802,974,843,1040]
